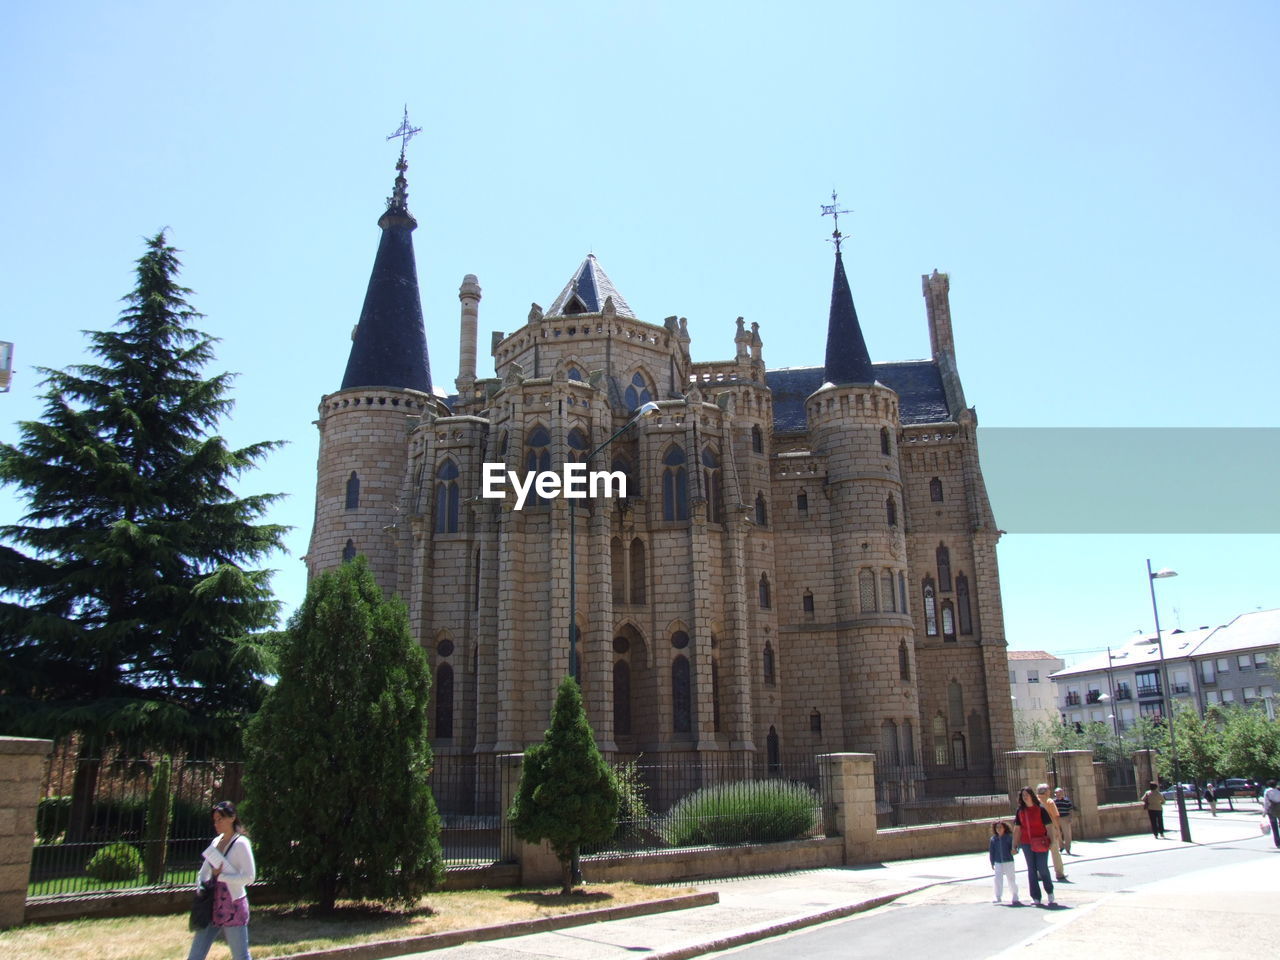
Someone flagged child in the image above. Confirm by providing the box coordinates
[989,820,1020,905]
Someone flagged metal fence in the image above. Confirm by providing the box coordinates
[431,753,515,868]
[584,754,828,857]
[876,752,1014,828]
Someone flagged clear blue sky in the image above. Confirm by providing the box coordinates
[2,2,1277,664]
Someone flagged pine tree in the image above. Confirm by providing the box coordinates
[243,556,443,912]
[509,675,619,893]
[0,232,286,750]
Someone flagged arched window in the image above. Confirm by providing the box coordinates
[898,571,907,615]
[932,715,948,765]
[767,726,780,774]
[759,573,771,609]
[567,427,590,462]
[662,444,688,521]
[342,539,357,562]
[751,424,764,454]
[567,366,584,381]
[882,571,896,612]
[613,660,632,736]
[886,495,897,528]
[951,733,968,770]
[803,589,815,616]
[755,491,768,526]
[898,639,910,680]
[942,600,956,641]
[929,477,943,502]
[763,641,776,685]
[796,490,808,513]
[345,471,360,510]
[672,655,692,733]
[711,660,721,733]
[498,431,509,457]
[611,453,632,500]
[624,371,653,411]
[923,578,938,636]
[435,663,454,738]
[859,569,877,612]
[611,537,626,605]
[435,459,460,533]
[525,425,551,505]
[881,719,899,765]
[957,573,973,634]
[702,447,723,523]
[936,544,952,592]
[810,708,822,734]
[629,538,646,604]
[948,679,965,728]
[880,426,891,456]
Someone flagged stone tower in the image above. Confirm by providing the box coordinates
[306,153,445,595]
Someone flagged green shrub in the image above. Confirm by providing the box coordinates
[663,779,818,847]
[36,796,72,843]
[84,842,143,883]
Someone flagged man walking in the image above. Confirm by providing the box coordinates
[1036,783,1067,880]
[1053,787,1074,854]
[1264,780,1280,849]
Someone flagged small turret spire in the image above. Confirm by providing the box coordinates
[820,192,875,385]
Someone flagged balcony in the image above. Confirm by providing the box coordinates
[1086,690,1103,704]
[1136,685,1163,699]
[1115,689,1132,700]
[1172,683,1191,694]
[1064,693,1081,707]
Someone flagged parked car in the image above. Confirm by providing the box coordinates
[1218,778,1254,798]
[1161,783,1199,800]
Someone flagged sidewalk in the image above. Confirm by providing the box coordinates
[398,803,1271,960]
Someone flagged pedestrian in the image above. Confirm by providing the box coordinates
[989,820,1020,905]
[1053,787,1074,854]
[187,800,256,960]
[1011,786,1056,907]
[1141,781,1166,838]
[1036,783,1067,880]
[1203,782,1217,817]
[1263,779,1280,849]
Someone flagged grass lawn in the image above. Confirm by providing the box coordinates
[28,869,199,898]
[0,882,693,960]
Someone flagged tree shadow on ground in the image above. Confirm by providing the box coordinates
[504,890,615,906]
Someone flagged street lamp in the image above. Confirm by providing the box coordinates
[567,401,660,680]
[1148,559,1191,842]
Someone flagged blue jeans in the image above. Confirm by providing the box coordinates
[1268,812,1279,848]
[188,922,250,960]
[1021,845,1054,902]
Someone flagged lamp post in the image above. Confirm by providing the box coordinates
[567,401,660,681]
[1148,559,1191,842]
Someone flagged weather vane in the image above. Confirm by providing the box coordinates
[820,190,851,253]
[386,105,422,160]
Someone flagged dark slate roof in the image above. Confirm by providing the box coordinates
[546,255,637,319]
[766,361,951,433]
[823,251,875,385]
[340,205,432,393]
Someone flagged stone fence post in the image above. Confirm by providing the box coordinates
[0,737,52,929]
[499,753,560,887]
[818,753,877,865]
[1053,750,1099,838]
[1133,750,1156,795]
[1004,751,1049,808]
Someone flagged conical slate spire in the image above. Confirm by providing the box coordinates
[546,254,637,319]
[823,250,874,385]
[341,156,432,393]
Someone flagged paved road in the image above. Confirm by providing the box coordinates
[704,835,1280,960]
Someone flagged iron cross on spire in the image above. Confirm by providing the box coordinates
[821,190,852,254]
[386,105,422,160]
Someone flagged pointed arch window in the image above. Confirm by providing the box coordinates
[903,720,915,768]
[951,733,968,770]
[613,660,632,736]
[880,426,892,456]
[567,366,584,381]
[929,477,944,502]
[882,571,896,612]
[672,655,692,733]
[567,426,590,462]
[611,453,633,500]
[498,431,509,457]
[342,539,357,563]
[796,490,808,513]
[751,424,764,454]
[702,447,723,523]
[810,708,822,734]
[941,600,956,641]
[763,641,776,685]
[803,589,815,616]
[898,639,910,680]
[881,719,899,765]
[948,679,965,728]
[936,544,952,592]
[662,444,688,521]
[624,371,653,411]
[755,491,768,526]
[435,663,454,738]
[932,715,948,765]
[899,571,907,614]
[859,569,877,612]
[968,711,989,764]
[435,459,461,533]
[525,425,552,505]
[759,573,771,609]
[956,573,973,635]
[611,537,626,605]
[345,471,360,510]
[629,538,646,604]
[923,578,938,636]
[886,495,897,528]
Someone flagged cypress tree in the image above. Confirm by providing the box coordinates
[0,232,286,751]
[244,556,443,912]
[509,675,619,893]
